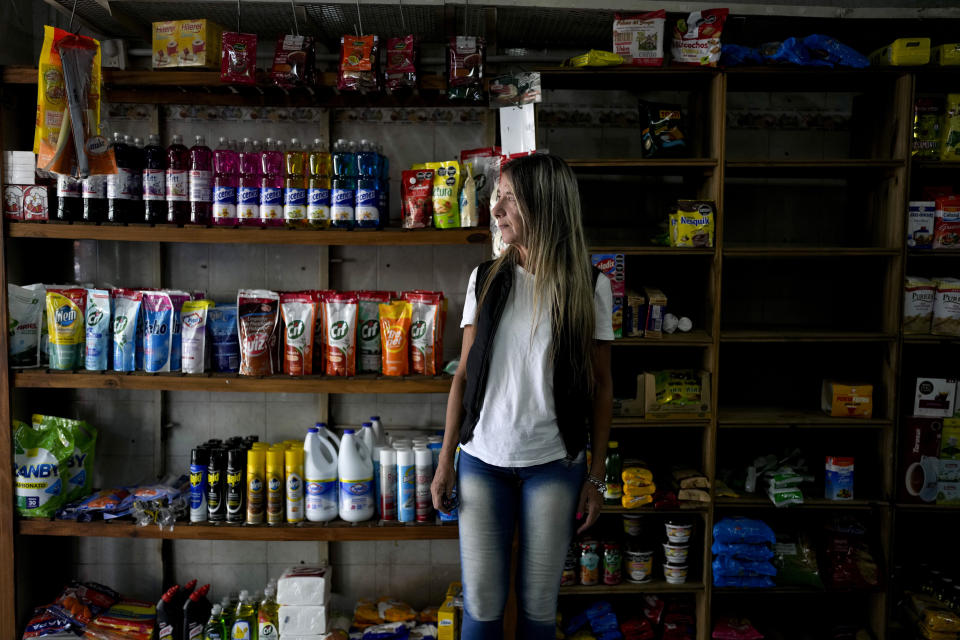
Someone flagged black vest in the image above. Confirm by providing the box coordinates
[459,260,601,459]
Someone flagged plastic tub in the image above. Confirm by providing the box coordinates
[664,564,688,585]
[665,520,693,544]
[623,513,644,537]
[663,543,689,565]
[624,548,654,583]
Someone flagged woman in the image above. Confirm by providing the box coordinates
[431,153,614,640]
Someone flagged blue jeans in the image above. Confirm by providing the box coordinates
[457,449,585,640]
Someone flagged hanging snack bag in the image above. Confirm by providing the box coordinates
[280,292,317,376]
[447,36,486,102]
[401,169,434,229]
[167,290,191,372]
[237,289,280,376]
[459,164,478,227]
[640,103,688,158]
[324,292,358,377]
[220,32,258,85]
[338,34,380,92]
[208,304,240,373]
[384,35,417,92]
[670,9,728,67]
[613,11,667,67]
[405,292,441,375]
[673,200,715,248]
[358,291,392,374]
[180,299,214,374]
[13,419,74,518]
[111,289,141,372]
[270,34,316,88]
[84,288,111,371]
[380,300,412,376]
[32,414,98,504]
[46,288,86,370]
[460,148,501,226]
[141,291,173,373]
[427,161,462,229]
[8,283,44,369]
[939,94,960,162]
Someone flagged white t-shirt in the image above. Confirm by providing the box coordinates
[459,265,614,467]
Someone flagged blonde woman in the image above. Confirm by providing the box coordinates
[432,154,614,640]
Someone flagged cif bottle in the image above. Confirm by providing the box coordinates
[330,139,355,230]
[202,604,225,640]
[307,138,331,229]
[166,134,190,224]
[260,137,284,226]
[106,132,127,222]
[283,138,307,227]
[183,583,212,640]
[285,446,304,523]
[265,446,284,525]
[238,138,262,226]
[56,175,82,221]
[257,583,279,640]
[82,172,107,222]
[339,428,374,522]
[355,140,380,229]
[143,133,167,223]
[189,135,213,224]
[231,591,257,640]
[212,137,239,226]
[304,425,338,522]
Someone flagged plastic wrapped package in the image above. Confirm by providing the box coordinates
[721,44,764,66]
[279,605,329,637]
[773,532,824,588]
[711,542,774,562]
[712,617,764,640]
[802,35,869,68]
[713,518,776,545]
[712,555,777,577]
[277,566,332,605]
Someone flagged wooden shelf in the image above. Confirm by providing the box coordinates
[714,497,882,510]
[610,416,711,429]
[726,159,904,172]
[559,580,703,595]
[16,519,458,541]
[7,222,490,246]
[13,371,452,394]
[903,334,960,344]
[724,245,900,257]
[894,503,960,512]
[911,160,960,170]
[907,249,960,257]
[713,586,884,596]
[720,330,896,343]
[718,407,893,427]
[567,158,718,172]
[614,331,713,346]
[600,505,709,515]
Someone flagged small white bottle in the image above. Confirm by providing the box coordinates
[360,422,376,462]
[379,447,398,521]
[397,447,415,523]
[339,429,374,522]
[370,415,384,445]
[415,446,434,522]
[304,426,338,522]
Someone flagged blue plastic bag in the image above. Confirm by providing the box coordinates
[713,517,776,545]
[802,34,869,69]
[712,555,778,577]
[711,541,774,561]
[714,574,776,588]
[762,38,832,67]
[721,44,764,66]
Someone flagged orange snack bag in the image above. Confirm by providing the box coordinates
[379,300,412,376]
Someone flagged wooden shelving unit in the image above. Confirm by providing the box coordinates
[560,581,704,595]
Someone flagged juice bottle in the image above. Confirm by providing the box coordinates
[106,132,127,222]
[189,135,213,224]
[126,136,145,223]
[283,138,307,228]
[257,584,279,640]
[231,591,258,640]
[260,137,284,227]
[238,138,262,226]
[166,134,190,224]
[56,175,82,221]
[603,441,622,505]
[212,137,239,227]
[81,172,107,222]
[143,133,167,224]
[203,604,226,640]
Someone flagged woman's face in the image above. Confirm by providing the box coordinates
[492,173,524,247]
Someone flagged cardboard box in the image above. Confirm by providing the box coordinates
[821,381,873,419]
[914,378,957,417]
[643,287,667,339]
[612,295,623,339]
[153,19,224,69]
[617,375,645,417]
[152,20,179,68]
[940,423,960,480]
[933,43,960,66]
[591,253,625,297]
[908,201,936,249]
[937,481,960,505]
[640,370,711,419]
[21,185,48,221]
[899,417,942,504]
[624,291,646,337]
[4,185,24,220]
[438,582,462,640]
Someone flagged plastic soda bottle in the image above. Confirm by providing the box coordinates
[283,138,308,227]
[231,591,258,640]
[604,441,622,505]
[106,132,130,222]
[166,134,190,224]
[260,137,284,226]
[56,175,82,221]
[203,604,226,640]
[238,138,262,226]
[307,138,331,229]
[82,172,107,222]
[143,133,167,223]
[122,135,144,223]
[212,137,239,226]
[257,583,279,640]
[339,429,374,522]
[189,135,213,224]
[304,425,338,522]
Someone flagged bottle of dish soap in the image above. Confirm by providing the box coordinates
[203,604,225,640]
[231,590,258,640]
[257,582,279,640]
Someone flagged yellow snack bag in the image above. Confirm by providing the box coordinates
[377,598,417,623]
[427,161,462,228]
[622,494,654,509]
[674,200,715,248]
[623,480,656,497]
[622,467,654,483]
[353,598,383,627]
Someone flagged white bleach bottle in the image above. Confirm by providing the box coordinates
[338,429,374,522]
[360,422,376,463]
[316,421,340,449]
[304,426,338,522]
[370,415,384,445]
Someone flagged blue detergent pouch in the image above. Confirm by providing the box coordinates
[802,34,870,69]
[713,517,776,545]
[84,288,111,371]
[167,291,191,372]
[208,304,240,373]
[111,289,142,372]
[142,291,173,372]
[721,44,764,66]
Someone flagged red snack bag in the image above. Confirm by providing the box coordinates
[384,35,417,92]
[401,169,434,229]
[338,35,380,92]
[49,580,119,628]
[237,289,280,376]
[270,35,315,88]
[447,36,485,102]
[221,32,258,85]
[280,292,317,376]
[323,292,358,377]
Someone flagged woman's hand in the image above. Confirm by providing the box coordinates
[432,460,457,514]
[575,479,603,534]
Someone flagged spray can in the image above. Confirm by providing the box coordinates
[397,448,415,523]
[415,447,434,522]
[379,447,397,521]
[266,447,284,525]
[285,446,305,523]
[189,448,209,523]
[246,448,265,524]
[225,448,245,524]
[206,449,227,522]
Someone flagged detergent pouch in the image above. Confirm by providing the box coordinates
[111,289,141,372]
[280,292,317,376]
[141,291,173,373]
[84,288,110,371]
[14,419,74,517]
[238,290,280,376]
[32,414,97,504]
[357,291,391,374]
[180,299,214,374]
[46,288,86,370]
[406,292,441,375]
[208,304,240,373]
[8,283,44,368]
[167,290,191,372]
[379,300,412,376]
[324,292,358,376]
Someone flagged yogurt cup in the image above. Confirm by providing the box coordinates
[623,513,644,537]
[663,543,689,565]
[665,521,693,544]
[664,564,688,585]
[625,548,654,583]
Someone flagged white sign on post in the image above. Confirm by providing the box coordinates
[499,103,536,156]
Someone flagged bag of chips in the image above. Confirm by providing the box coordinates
[338,34,380,93]
[447,36,485,102]
[670,9,728,67]
[384,35,417,92]
[614,11,666,67]
[640,102,688,158]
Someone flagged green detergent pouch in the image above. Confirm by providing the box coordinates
[32,414,98,503]
[13,419,74,517]
[8,283,44,368]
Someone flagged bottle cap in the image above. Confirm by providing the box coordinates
[227,448,245,469]
[362,422,372,428]
[315,422,326,429]
[308,427,319,433]
[370,415,380,420]
[343,428,355,434]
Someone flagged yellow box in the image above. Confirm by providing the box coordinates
[445,582,462,599]
[870,38,931,66]
[438,595,460,640]
[151,20,180,68]
[821,381,873,418]
[933,44,960,66]
[176,19,224,68]
[640,370,711,420]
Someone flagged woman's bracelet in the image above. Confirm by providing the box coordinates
[586,473,606,495]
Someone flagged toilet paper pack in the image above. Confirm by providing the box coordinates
[279,605,328,636]
[277,565,332,605]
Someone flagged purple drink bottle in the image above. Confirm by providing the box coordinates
[106,132,126,223]
[142,133,167,224]
[260,137,284,227]
[125,136,144,224]
[238,138,262,227]
[189,135,213,225]
[166,134,190,225]
[212,137,239,227]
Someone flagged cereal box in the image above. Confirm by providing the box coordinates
[177,20,224,68]
[152,21,180,68]
[914,378,957,417]
[903,276,935,334]
[612,296,623,339]
[591,253,625,297]
[821,381,873,418]
[934,196,960,249]
[908,201,935,249]
[932,277,960,336]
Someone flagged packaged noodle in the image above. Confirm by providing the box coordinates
[32,414,97,504]
[8,283,44,369]
[380,300,412,376]
[111,289,142,372]
[459,163,478,227]
[237,290,280,376]
[180,299,214,374]
[357,291,392,374]
[46,288,86,370]
[405,292,441,375]
[84,289,110,371]
[324,292,358,377]
[280,292,317,376]
[426,161,462,228]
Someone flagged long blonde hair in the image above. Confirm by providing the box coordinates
[478,154,595,389]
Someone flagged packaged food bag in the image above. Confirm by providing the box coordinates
[14,419,74,517]
[357,291,391,374]
[670,9,728,67]
[324,292,358,377]
[384,35,417,92]
[904,276,936,334]
[940,94,960,162]
[32,414,98,503]
[613,11,666,67]
[447,36,486,102]
[401,169,434,229]
[338,34,380,92]
[459,148,501,226]
[379,300,412,376]
[672,200,715,247]
[280,292,317,376]
[270,35,316,88]
[238,290,280,376]
[8,283,44,369]
[46,288,86,370]
[933,278,960,336]
[427,161,462,229]
[459,164,478,227]
[220,32,258,85]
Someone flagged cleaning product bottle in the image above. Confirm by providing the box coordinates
[316,422,341,449]
[397,447,415,522]
[283,137,307,227]
[266,446,284,525]
[339,429,374,522]
[157,585,182,640]
[238,138,262,226]
[212,137,239,226]
[307,137,331,229]
[142,133,167,223]
[360,422,376,463]
[304,426,338,522]
[218,597,234,634]
[257,583,279,640]
[370,416,384,446]
[379,447,397,520]
[285,446,305,523]
[231,590,258,640]
[203,604,225,640]
[415,446,434,522]
[183,583,212,640]
[260,137,284,226]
